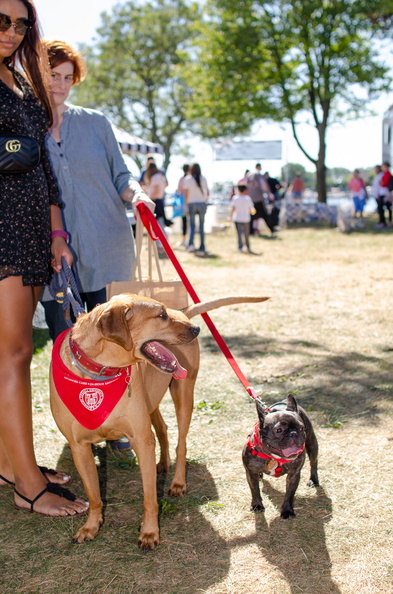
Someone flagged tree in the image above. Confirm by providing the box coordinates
[280,163,315,189]
[365,0,393,33]
[325,167,352,191]
[72,0,201,170]
[187,0,392,202]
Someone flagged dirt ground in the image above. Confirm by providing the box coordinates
[1,217,393,594]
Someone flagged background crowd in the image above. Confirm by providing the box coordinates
[0,0,391,529]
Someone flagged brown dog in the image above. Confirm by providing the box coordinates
[50,293,268,549]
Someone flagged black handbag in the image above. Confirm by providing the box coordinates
[0,135,41,174]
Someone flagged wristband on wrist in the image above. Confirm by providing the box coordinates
[51,230,69,243]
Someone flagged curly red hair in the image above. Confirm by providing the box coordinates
[43,40,87,85]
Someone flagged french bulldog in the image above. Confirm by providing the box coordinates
[242,394,319,519]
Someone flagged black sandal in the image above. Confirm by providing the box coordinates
[14,483,86,516]
[0,473,13,486]
[1,467,72,487]
[38,466,72,484]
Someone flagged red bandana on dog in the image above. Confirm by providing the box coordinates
[246,423,305,477]
[52,330,132,430]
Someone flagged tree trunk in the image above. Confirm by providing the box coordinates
[316,160,327,203]
[316,125,327,203]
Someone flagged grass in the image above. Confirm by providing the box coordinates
[1,213,392,593]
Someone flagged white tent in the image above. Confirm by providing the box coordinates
[112,124,164,155]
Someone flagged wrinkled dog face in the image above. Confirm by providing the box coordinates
[257,396,306,460]
[261,413,306,460]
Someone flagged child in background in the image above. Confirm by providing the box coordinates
[229,185,256,253]
[348,169,367,227]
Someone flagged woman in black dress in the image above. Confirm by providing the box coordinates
[0,0,88,516]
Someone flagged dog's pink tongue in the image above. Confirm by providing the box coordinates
[282,445,303,458]
[172,361,187,380]
[145,341,187,379]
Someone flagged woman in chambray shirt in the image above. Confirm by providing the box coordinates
[41,40,153,339]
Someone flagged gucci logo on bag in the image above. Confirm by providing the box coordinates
[5,139,21,153]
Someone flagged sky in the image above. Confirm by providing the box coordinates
[34,0,393,188]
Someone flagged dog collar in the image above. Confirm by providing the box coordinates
[52,329,132,430]
[246,423,305,477]
[69,332,123,380]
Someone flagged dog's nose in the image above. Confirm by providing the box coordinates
[190,325,200,338]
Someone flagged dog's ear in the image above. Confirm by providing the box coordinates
[96,303,134,351]
[286,394,298,412]
[255,400,268,425]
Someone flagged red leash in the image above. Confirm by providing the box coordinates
[136,202,260,401]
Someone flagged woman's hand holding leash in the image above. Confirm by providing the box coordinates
[51,232,73,272]
[131,190,156,217]
[120,185,156,217]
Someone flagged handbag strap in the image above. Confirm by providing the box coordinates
[133,215,163,282]
[133,216,143,280]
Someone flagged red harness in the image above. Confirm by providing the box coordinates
[52,330,132,430]
[246,423,305,477]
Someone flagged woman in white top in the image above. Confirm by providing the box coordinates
[144,162,169,246]
[176,163,190,246]
[183,163,209,254]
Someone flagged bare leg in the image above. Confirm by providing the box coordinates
[0,277,88,516]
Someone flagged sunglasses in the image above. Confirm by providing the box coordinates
[0,12,32,36]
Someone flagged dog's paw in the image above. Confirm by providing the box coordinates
[307,478,319,488]
[72,525,100,543]
[156,461,169,474]
[280,509,296,520]
[138,532,159,551]
[250,503,265,513]
[168,482,186,497]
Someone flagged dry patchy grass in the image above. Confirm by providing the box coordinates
[1,216,392,594]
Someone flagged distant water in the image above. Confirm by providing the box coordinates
[195,191,378,214]
[306,194,377,213]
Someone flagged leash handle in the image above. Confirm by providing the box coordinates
[136,202,259,399]
[49,258,85,326]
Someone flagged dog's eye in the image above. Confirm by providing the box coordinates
[276,427,283,434]
[158,310,168,320]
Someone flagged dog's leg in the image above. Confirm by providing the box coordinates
[151,407,170,474]
[132,430,159,550]
[242,447,265,512]
[167,378,196,496]
[305,428,319,487]
[69,442,104,543]
[245,467,265,513]
[281,469,302,519]
[129,377,160,550]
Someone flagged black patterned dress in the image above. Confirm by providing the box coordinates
[0,66,61,286]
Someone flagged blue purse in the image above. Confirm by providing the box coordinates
[172,191,185,218]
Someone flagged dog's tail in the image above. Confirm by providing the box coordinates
[180,296,269,319]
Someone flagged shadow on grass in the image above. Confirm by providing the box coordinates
[228,485,339,593]
[286,222,337,231]
[0,455,230,594]
[199,332,393,423]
